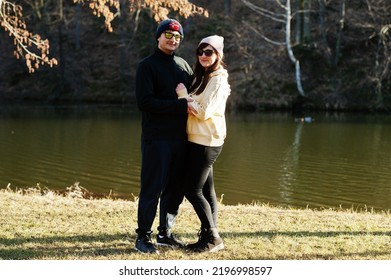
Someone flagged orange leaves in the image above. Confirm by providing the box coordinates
[76,0,208,32]
[1,0,57,73]
[137,0,208,22]
[77,0,120,32]
[1,0,207,73]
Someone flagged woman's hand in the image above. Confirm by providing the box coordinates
[176,83,188,98]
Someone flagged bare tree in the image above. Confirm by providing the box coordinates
[364,0,391,108]
[242,0,305,96]
[224,0,231,16]
[0,0,207,73]
[374,24,391,106]
[295,0,311,45]
[334,0,345,67]
[317,0,331,63]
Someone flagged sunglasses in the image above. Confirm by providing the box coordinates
[197,49,215,57]
[164,32,182,41]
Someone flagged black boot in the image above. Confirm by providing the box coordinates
[191,227,224,253]
[186,228,208,250]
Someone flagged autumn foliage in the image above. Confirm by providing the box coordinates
[0,0,58,73]
[0,0,207,73]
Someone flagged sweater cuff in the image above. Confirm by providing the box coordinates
[178,98,188,113]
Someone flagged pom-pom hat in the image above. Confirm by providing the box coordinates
[199,35,224,57]
[155,19,184,40]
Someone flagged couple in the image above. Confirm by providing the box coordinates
[134,18,231,254]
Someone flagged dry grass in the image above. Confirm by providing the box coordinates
[1,186,390,260]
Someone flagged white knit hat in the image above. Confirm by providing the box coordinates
[199,35,224,57]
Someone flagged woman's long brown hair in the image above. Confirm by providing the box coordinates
[188,43,226,95]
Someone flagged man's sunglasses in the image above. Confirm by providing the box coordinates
[164,32,182,41]
[197,49,215,57]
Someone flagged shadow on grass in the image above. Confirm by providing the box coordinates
[219,230,391,260]
[0,233,136,260]
[1,230,390,260]
[246,230,391,238]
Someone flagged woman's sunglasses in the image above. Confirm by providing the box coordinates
[197,49,215,57]
[164,32,182,41]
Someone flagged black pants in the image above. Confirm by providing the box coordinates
[185,142,223,229]
[136,139,187,235]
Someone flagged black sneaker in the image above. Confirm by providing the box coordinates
[156,233,186,248]
[192,236,224,253]
[135,234,159,254]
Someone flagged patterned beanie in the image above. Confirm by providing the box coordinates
[155,19,184,40]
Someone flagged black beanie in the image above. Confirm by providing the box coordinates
[155,19,184,40]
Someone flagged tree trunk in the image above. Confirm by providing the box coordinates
[318,0,332,64]
[295,0,311,45]
[303,0,311,43]
[119,0,128,96]
[286,0,305,96]
[334,0,345,67]
[75,3,81,50]
[294,0,302,44]
[224,0,231,16]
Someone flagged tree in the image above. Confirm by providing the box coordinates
[241,0,305,96]
[0,0,207,73]
[294,0,311,45]
[364,0,391,108]
[0,0,58,73]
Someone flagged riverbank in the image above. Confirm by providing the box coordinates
[1,186,390,260]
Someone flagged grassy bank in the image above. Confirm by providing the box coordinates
[1,186,390,260]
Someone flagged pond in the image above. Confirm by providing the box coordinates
[1,105,391,211]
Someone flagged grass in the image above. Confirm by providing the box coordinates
[0,185,390,260]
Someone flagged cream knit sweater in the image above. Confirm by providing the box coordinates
[187,68,231,147]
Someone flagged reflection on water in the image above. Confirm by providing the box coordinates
[278,121,304,206]
[0,105,141,198]
[1,105,391,211]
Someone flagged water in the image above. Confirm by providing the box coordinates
[1,105,391,211]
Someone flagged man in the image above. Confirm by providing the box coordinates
[134,18,192,254]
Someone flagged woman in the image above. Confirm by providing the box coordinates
[176,35,231,253]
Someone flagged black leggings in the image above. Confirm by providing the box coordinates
[185,142,223,229]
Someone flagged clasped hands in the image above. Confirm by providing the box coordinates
[176,83,197,115]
